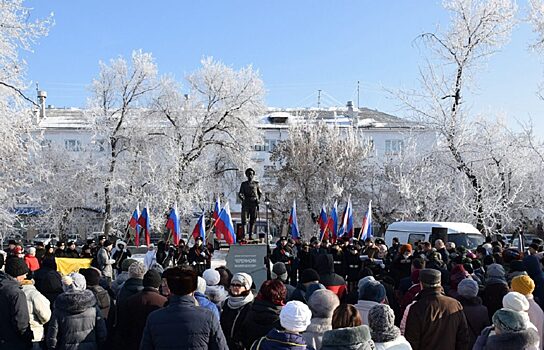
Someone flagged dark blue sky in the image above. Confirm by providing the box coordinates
[23,1,544,132]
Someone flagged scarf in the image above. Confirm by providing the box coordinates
[227,291,254,309]
[370,324,401,344]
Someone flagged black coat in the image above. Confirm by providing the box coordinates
[240,299,282,349]
[220,299,253,350]
[0,271,33,349]
[457,295,490,349]
[34,264,63,308]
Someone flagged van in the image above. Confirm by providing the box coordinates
[384,221,485,249]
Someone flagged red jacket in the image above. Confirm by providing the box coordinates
[24,254,40,271]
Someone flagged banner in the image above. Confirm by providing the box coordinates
[55,257,92,275]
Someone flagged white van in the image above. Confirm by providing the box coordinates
[384,221,485,249]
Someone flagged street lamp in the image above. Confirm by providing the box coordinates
[264,193,271,280]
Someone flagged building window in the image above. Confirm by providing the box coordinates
[385,139,403,155]
[64,139,81,152]
[254,139,278,152]
[263,165,275,178]
[268,139,277,152]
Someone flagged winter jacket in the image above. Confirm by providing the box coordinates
[404,287,468,350]
[88,285,110,319]
[21,281,51,342]
[302,317,332,350]
[205,285,228,308]
[195,291,220,320]
[140,294,228,350]
[315,254,347,300]
[373,336,412,350]
[34,262,63,307]
[117,278,143,306]
[526,294,544,350]
[251,329,313,350]
[115,278,144,347]
[24,254,40,272]
[321,325,375,350]
[456,295,490,349]
[354,299,380,325]
[96,247,114,278]
[290,284,309,303]
[111,271,129,295]
[525,255,544,309]
[124,287,167,350]
[241,298,283,350]
[46,289,107,350]
[0,271,33,349]
[220,299,253,350]
[482,281,509,320]
[475,327,540,350]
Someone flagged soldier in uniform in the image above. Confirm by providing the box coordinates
[271,236,293,283]
[330,242,346,279]
[345,244,362,293]
[188,236,209,276]
[238,168,262,239]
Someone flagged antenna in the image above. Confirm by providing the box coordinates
[357,81,360,109]
[317,89,322,108]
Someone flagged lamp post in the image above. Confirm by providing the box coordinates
[264,193,271,279]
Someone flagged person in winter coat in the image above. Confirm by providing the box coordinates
[354,279,386,325]
[21,277,51,348]
[46,272,107,350]
[143,244,157,270]
[33,256,63,308]
[251,300,313,350]
[64,241,80,258]
[195,277,221,320]
[404,269,468,350]
[447,264,469,299]
[390,244,414,288]
[512,274,544,350]
[368,304,411,350]
[0,257,34,349]
[455,278,490,349]
[80,268,110,319]
[502,291,540,350]
[290,268,320,303]
[321,304,375,350]
[315,254,347,300]
[124,269,167,350]
[111,240,132,275]
[24,247,40,278]
[111,258,137,295]
[482,263,510,320]
[271,262,296,301]
[473,308,539,350]
[202,268,228,308]
[241,279,286,349]
[96,240,116,283]
[303,289,340,350]
[220,272,254,350]
[188,237,210,276]
[524,255,544,308]
[140,266,228,350]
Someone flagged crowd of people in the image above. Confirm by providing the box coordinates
[1,232,544,349]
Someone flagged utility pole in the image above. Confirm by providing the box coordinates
[317,89,322,108]
[357,81,360,109]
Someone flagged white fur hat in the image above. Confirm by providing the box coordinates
[280,301,312,333]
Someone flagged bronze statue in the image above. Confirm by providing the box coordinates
[238,168,262,239]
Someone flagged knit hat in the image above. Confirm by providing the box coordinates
[358,279,386,302]
[65,272,87,292]
[300,268,320,284]
[305,283,326,301]
[511,275,535,296]
[143,269,162,289]
[121,258,138,272]
[203,269,220,286]
[492,308,527,333]
[487,263,506,278]
[458,278,479,298]
[357,276,376,292]
[368,304,401,343]
[308,289,340,318]
[280,301,312,332]
[80,267,101,286]
[420,268,441,287]
[503,292,530,312]
[231,272,252,290]
[128,261,147,279]
[399,244,412,255]
[272,262,288,281]
[5,258,29,278]
[196,277,207,294]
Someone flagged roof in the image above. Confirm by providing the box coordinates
[37,108,90,129]
[386,221,481,234]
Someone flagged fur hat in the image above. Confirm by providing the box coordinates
[487,263,506,278]
[196,276,207,294]
[458,278,479,298]
[203,269,220,286]
[64,272,86,292]
[300,268,320,284]
[358,279,386,302]
[511,275,535,296]
[493,308,527,333]
[5,258,29,278]
[420,268,441,287]
[128,261,147,279]
[272,262,288,281]
[280,301,312,332]
[143,269,162,289]
[503,292,530,312]
[231,272,252,290]
[80,267,101,286]
[308,289,339,318]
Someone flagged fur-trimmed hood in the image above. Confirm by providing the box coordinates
[321,325,374,350]
[486,328,539,350]
[54,289,96,314]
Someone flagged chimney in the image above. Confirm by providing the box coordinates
[37,90,47,119]
[346,100,357,127]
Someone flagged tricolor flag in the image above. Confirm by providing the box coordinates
[327,200,338,241]
[359,200,373,241]
[191,211,206,243]
[128,204,140,247]
[166,203,180,245]
[289,199,300,240]
[317,204,328,240]
[339,196,354,238]
[213,197,221,240]
[216,202,236,245]
[138,206,151,247]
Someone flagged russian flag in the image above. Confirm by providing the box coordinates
[191,211,206,243]
[327,200,338,241]
[128,204,140,247]
[138,206,151,247]
[289,200,300,240]
[213,197,221,240]
[216,202,236,245]
[166,203,180,245]
[317,204,328,240]
[359,200,373,241]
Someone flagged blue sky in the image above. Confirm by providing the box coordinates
[23,1,544,133]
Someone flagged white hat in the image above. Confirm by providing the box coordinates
[280,300,312,333]
[232,272,252,290]
[196,276,207,294]
[503,291,529,312]
[203,268,220,286]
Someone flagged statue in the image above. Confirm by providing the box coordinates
[238,168,262,239]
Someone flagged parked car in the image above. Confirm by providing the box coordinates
[33,233,58,246]
[66,233,84,246]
